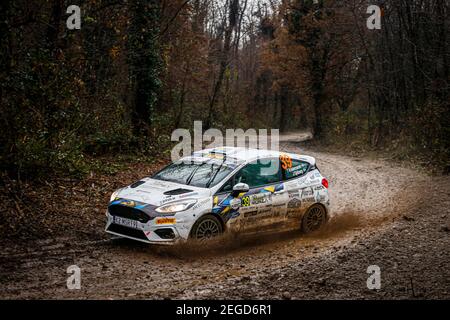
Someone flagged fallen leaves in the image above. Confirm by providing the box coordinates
[0,158,167,244]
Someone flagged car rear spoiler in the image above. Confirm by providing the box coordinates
[298,155,316,167]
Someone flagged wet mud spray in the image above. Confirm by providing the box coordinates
[141,210,388,259]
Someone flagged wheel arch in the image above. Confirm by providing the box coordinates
[300,202,329,233]
[188,212,226,238]
[303,202,329,218]
[207,212,227,232]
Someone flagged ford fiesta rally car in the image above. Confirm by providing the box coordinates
[105,147,330,244]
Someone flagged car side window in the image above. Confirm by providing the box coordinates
[234,158,281,188]
[218,177,234,193]
[284,159,310,180]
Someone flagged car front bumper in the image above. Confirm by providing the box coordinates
[105,210,190,244]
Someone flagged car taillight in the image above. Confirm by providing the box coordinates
[322,178,329,189]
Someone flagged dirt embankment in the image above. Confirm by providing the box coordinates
[0,141,449,299]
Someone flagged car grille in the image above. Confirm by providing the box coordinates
[107,224,148,241]
[108,205,151,223]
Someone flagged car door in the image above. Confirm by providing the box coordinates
[232,157,283,230]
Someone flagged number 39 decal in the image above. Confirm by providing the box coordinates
[241,196,250,207]
[280,154,292,170]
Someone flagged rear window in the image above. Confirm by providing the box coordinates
[284,159,310,180]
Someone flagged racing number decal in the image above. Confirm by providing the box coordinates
[241,196,250,207]
[280,154,292,170]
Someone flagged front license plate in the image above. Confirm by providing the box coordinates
[113,216,140,229]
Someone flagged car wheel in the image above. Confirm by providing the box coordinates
[190,215,223,240]
[301,204,326,233]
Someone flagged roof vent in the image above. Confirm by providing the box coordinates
[130,181,145,188]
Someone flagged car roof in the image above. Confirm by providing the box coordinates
[191,147,316,166]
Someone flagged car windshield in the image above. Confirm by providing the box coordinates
[152,160,234,188]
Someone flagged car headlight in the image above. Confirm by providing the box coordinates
[110,189,121,202]
[156,200,197,213]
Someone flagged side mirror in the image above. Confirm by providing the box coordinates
[232,183,249,197]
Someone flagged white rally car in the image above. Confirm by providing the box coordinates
[105,147,330,244]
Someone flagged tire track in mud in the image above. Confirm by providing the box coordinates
[0,143,437,299]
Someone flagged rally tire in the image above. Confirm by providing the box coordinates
[301,204,327,234]
[190,215,223,240]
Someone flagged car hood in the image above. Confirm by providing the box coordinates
[114,178,211,207]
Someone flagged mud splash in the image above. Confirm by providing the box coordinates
[306,210,392,239]
[145,210,388,259]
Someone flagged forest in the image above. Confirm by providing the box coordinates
[0,0,448,179]
[0,1,449,300]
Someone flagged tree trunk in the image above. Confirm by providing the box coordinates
[205,0,239,129]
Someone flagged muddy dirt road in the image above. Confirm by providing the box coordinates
[1,142,449,299]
